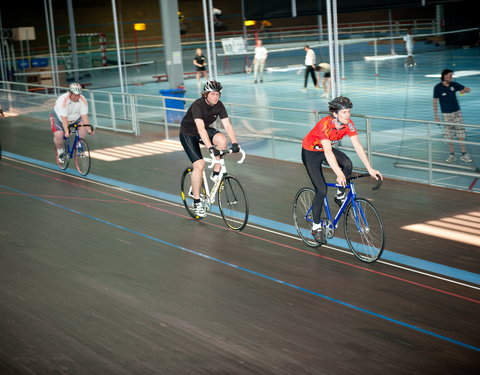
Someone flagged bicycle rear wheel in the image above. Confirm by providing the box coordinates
[293,187,321,248]
[74,138,91,176]
[218,175,249,231]
[55,139,69,170]
[344,198,385,263]
[181,168,206,220]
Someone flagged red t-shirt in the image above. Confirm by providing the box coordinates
[302,116,357,151]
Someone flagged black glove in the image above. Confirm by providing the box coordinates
[208,146,220,157]
[231,143,240,153]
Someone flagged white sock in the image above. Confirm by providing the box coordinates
[57,147,64,155]
[312,222,322,231]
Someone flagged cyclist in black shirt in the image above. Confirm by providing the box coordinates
[179,80,240,217]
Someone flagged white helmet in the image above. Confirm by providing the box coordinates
[203,80,222,93]
[68,83,82,95]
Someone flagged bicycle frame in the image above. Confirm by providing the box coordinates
[63,124,92,159]
[201,149,246,208]
[303,182,355,229]
[306,174,380,233]
[64,131,81,158]
[201,157,227,207]
[323,182,355,225]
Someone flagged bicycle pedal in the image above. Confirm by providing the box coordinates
[58,153,67,163]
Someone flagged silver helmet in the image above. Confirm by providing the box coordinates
[68,83,82,95]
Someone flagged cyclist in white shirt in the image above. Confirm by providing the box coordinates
[50,83,93,162]
[303,45,319,89]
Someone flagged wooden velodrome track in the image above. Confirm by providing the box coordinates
[1,116,479,374]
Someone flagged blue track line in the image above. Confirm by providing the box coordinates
[4,151,480,286]
[1,181,479,352]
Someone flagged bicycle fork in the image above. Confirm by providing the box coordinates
[221,177,240,206]
[344,184,367,233]
[350,199,370,234]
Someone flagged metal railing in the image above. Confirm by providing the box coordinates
[5,19,437,75]
[1,81,479,192]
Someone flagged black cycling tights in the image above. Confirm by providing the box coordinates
[301,148,352,224]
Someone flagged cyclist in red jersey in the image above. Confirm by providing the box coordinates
[301,96,382,244]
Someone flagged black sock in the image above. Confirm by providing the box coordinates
[194,198,200,204]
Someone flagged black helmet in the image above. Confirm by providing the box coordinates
[328,96,353,112]
[203,80,222,93]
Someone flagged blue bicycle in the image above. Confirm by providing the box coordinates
[293,173,385,263]
[55,124,93,176]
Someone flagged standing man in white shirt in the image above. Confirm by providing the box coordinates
[303,45,319,89]
[403,28,415,67]
[50,83,93,162]
[253,40,268,83]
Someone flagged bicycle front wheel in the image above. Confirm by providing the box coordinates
[293,187,321,248]
[180,168,206,220]
[344,198,385,263]
[218,175,249,231]
[75,138,91,176]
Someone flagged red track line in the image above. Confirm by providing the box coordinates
[0,191,172,207]
[237,231,480,304]
[4,160,479,304]
[0,191,147,203]
[469,178,478,191]
[3,161,210,218]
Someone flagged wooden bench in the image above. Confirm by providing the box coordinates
[27,83,92,93]
[183,71,198,79]
[153,72,198,82]
[27,87,57,93]
[152,74,168,82]
[60,83,93,89]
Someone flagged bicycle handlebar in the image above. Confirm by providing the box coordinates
[348,173,383,190]
[372,174,382,191]
[235,148,246,164]
[68,124,94,131]
[207,148,246,169]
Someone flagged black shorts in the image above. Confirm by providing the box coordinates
[195,66,206,72]
[180,127,220,163]
[324,72,331,78]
